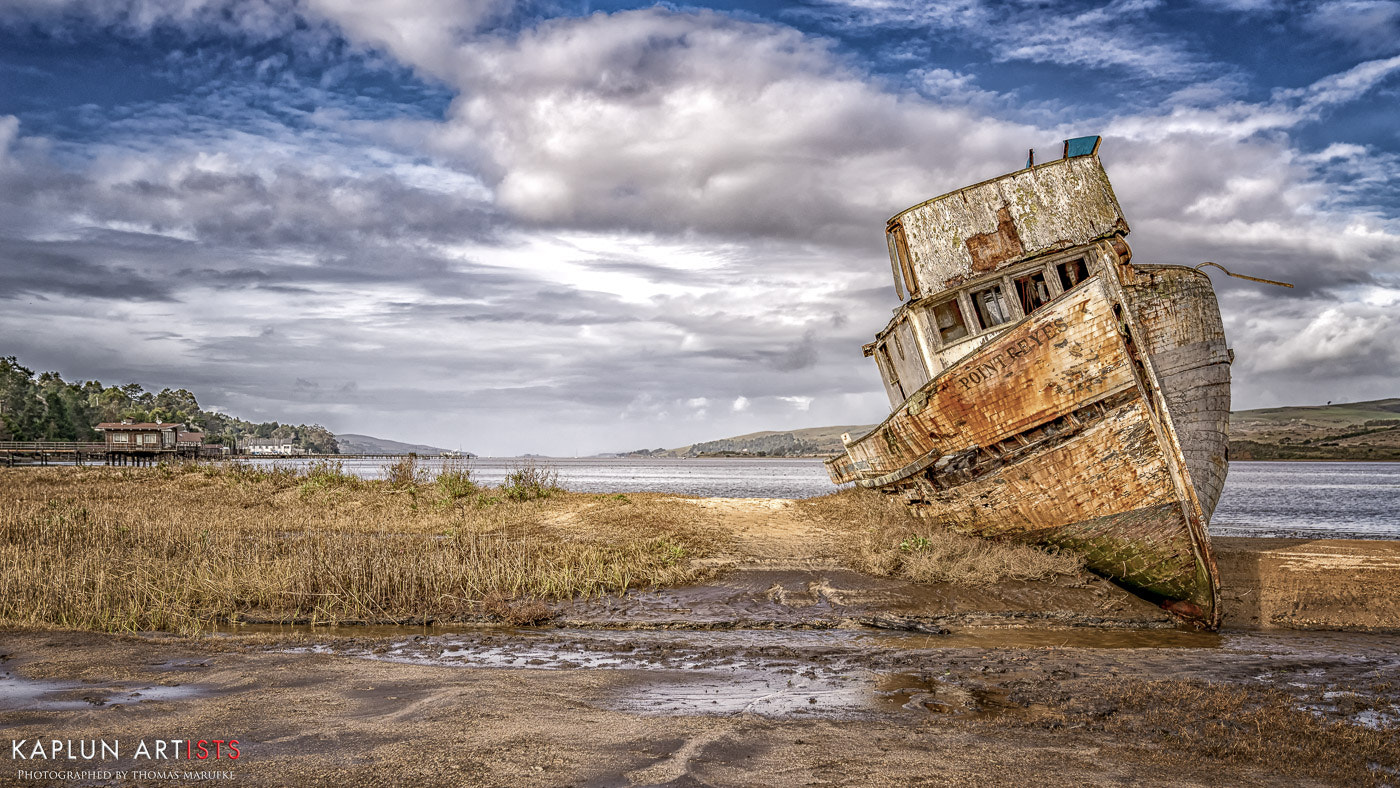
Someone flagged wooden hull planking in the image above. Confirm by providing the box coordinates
[827,269,1224,626]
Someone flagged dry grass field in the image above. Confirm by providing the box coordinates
[1,464,1099,636]
[0,460,725,633]
[798,488,1087,585]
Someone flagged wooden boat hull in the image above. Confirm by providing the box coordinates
[827,268,1224,626]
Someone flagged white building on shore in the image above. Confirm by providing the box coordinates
[242,437,306,456]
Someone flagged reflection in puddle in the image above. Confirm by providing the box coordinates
[1301,691,1400,731]
[0,671,200,712]
[614,670,865,717]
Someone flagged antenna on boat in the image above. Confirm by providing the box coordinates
[1194,262,1294,289]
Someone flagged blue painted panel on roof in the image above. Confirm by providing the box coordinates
[1065,136,1101,158]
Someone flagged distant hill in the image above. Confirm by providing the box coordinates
[334,433,460,456]
[629,398,1400,461]
[1229,398,1400,460]
[625,424,877,458]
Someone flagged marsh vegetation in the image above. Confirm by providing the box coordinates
[799,488,1087,585]
[0,460,722,634]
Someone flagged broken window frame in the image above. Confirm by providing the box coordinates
[1012,268,1053,316]
[969,283,1013,331]
[1056,257,1091,292]
[929,296,971,347]
[920,249,1094,344]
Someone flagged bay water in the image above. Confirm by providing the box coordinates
[246,457,1399,540]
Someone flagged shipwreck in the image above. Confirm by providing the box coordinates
[827,137,1237,628]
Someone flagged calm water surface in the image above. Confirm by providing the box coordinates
[1210,461,1400,540]
[265,456,840,498]
[243,457,1399,540]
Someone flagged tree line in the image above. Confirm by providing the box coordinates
[0,356,339,453]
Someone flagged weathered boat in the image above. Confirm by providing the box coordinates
[826,137,1230,628]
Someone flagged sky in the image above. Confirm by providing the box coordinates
[0,0,1397,455]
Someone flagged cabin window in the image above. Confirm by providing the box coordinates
[111,433,128,443]
[1014,270,1051,314]
[1057,258,1089,291]
[970,284,1012,330]
[931,299,969,344]
[142,434,158,445]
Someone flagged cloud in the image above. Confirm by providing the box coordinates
[336,7,1038,245]
[302,0,507,78]
[804,0,1206,79]
[0,114,18,162]
[0,244,177,301]
[1104,54,1400,145]
[1245,302,1400,376]
[1304,0,1400,55]
[778,395,814,412]
[0,1,1398,455]
[0,0,307,42]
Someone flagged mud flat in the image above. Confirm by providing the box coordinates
[2,624,1398,786]
[2,496,1399,786]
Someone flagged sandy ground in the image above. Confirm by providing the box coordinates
[3,498,1399,787]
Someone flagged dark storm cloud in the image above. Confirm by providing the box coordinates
[0,244,176,301]
[93,166,503,250]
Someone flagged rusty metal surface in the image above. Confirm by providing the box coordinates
[829,279,1136,483]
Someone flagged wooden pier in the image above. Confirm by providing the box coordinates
[0,441,213,466]
[0,443,445,467]
[0,441,109,466]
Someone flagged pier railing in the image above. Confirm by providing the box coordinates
[0,441,108,452]
[0,442,433,461]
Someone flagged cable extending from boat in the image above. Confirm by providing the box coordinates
[828,138,1234,628]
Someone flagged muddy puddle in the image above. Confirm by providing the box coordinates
[248,624,1400,727]
[0,670,201,712]
[264,626,1217,720]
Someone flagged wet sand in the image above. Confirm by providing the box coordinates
[1215,537,1400,630]
[3,626,1397,786]
[3,498,1399,786]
